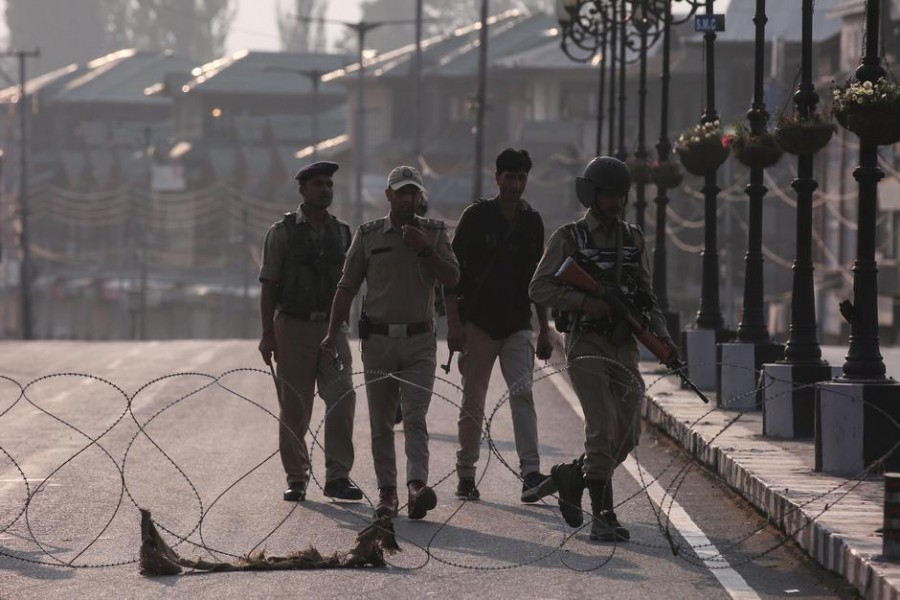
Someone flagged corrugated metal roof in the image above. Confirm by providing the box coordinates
[181,50,351,96]
[717,0,842,43]
[435,13,570,77]
[326,11,643,80]
[54,49,196,105]
[323,10,530,82]
[0,62,83,103]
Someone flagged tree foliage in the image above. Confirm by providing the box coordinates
[105,0,235,63]
[6,0,109,76]
[277,0,328,52]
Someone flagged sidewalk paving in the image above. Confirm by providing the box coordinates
[638,360,899,600]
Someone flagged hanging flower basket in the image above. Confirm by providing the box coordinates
[650,160,683,188]
[839,108,900,146]
[726,125,784,168]
[674,121,729,176]
[833,77,900,146]
[626,156,653,184]
[774,112,835,155]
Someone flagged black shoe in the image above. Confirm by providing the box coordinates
[521,471,551,503]
[283,482,306,502]
[407,480,437,520]
[375,486,399,518]
[323,478,364,501]
[455,477,480,500]
[551,460,585,527]
[590,511,630,542]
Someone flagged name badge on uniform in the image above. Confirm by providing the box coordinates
[371,247,392,255]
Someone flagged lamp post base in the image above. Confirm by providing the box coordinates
[716,341,784,411]
[681,328,717,391]
[815,379,900,475]
[762,363,838,439]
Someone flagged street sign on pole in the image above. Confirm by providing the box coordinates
[694,14,725,32]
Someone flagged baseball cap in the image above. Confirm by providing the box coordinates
[387,165,425,191]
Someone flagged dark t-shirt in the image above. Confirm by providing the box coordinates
[450,197,545,339]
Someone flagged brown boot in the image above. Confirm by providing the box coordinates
[407,480,437,520]
[375,486,398,518]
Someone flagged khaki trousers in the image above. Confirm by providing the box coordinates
[564,331,643,480]
[456,323,540,478]
[362,332,436,488]
[274,314,356,485]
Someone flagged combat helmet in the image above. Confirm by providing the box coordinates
[575,156,631,208]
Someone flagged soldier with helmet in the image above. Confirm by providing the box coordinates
[322,165,459,521]
[258,161,363,504]
[528,156,676,542]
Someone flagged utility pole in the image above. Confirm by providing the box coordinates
[413,0,423,163]
[472,0,489,201]
[265,65,323,161]
[2,49,40,340]
[298,15,421,225]
[348,22,380,227]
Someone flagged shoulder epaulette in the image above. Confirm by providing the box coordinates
[627,222,643,236]
[418,218,445,230]
[273,211,296,229]
[360,218,384,234]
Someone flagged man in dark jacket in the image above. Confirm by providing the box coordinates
[445,148,553,502]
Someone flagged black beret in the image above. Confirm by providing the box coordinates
[295,161,339,183]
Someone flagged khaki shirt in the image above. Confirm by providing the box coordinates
[338,214,458,324]
[258,206,350,283]
[529,209,671,340]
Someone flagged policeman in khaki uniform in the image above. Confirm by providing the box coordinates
[529,156,675,542]
[322,165,459,520]
[259,161,363,503]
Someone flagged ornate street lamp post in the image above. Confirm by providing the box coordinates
[694,0,724,333]
[719,0,785,414]
[762,0,834,436]
[557,0,615,156]
[677,0,725,392]
[816,0,900,474]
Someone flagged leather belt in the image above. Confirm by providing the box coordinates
[368,321,433,338]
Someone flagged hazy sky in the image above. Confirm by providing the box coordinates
[0,0,363,55]
[0,0,737,57]
[228,0,363,54]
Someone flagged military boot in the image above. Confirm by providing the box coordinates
[602,478,630,541]
[550,456,586,527]
[587,478,628,542]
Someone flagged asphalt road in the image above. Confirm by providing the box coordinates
[0,340,862,599]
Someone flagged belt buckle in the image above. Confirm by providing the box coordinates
[388,324,407,338]
[310,311,327,321]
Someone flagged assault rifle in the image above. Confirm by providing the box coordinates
[554,256,709,404]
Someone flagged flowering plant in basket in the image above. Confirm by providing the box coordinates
[724,122,783,168]
[832,77,900,146]
[773,111,835,155]
[626,156,653,184]
[649,160,683,188]
[674,120,729,176]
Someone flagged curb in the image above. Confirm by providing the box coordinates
[641,383,900,600]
